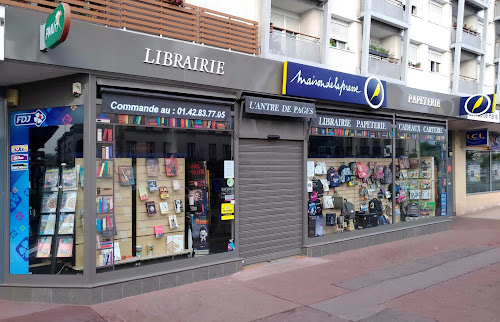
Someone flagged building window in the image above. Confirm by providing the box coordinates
[409,44,418,66]
[412,5,417,15]
[429,50,441,73]
[429,1,442,25]
[466,150,491,193]
[331,19,348,49]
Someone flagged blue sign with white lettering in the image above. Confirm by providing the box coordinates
[466,129,488,146]
[282,61,387,109]
[459,94,496,116]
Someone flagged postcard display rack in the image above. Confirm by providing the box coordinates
[92,124,190,270]
[37,166,80,273]
[395,156,436,221]
[307,158,393,236]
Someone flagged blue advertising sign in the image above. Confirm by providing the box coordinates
[9,105,83,274]
[466,129,488,146]
[440,193,447,216]
[459,94,496,116]
[282,61,387,109]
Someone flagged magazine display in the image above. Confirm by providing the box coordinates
[58,213,75,234]
[39,214,57,235]
[41,192,59,213]
[44,168,60,188]
[57,237,74,257]
[59,191,77,213]
[36,236,52,258]
[62,168,78,190]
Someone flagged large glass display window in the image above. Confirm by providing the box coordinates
[395,122,447,221]
[307,115,394,238]
[95,91,235,272]
[9,106,84,275]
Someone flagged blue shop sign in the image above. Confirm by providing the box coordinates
[459,94,496,116]
[282,61,387,109]
[466,129,488,146]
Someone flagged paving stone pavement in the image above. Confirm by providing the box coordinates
[0,215,499,322]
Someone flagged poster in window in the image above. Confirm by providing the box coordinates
[467,162,481,182]
[188,161,209,251]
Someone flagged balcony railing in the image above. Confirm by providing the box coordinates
[368,55,401,80]
[452,27,482,49]
[269,26,321,63]
[362,0,405,23]
[0,0,259,55]
[458,75,479,94]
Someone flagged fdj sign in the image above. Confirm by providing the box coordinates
[14,110,46,127]
[43,3,71,49]
[466,129,488,146]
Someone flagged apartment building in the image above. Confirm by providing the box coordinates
[0,0,497,304]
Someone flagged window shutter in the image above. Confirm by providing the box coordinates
[271,12,285,29]
[410,45,418,62]
[331,20,348,42]
[429,50,442,63]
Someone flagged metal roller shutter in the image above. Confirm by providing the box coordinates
[239,139,304,265]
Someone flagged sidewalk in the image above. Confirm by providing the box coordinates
[1,213,500,322]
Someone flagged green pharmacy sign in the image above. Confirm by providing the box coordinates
[44,3,71,49]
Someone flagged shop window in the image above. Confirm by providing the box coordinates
[466,150,490,193]
[9,106,85,275]
[396,124,447,218]
[307,117,393,238]
[94,92,235,272]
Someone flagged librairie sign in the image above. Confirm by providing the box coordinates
[282,61,386,109]
[312,114,391,131]
[244,96,316,118]
[102,92,232,121]
[40,3,71,50]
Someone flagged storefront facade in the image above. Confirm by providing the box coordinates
[450,95,500,215]
[0,5,460,303]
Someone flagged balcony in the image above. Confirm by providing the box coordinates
[360,0,407,27]
[269,26,321,63]
[452,27,482,52]
[495,2,500,20]
[0,0,259,55]
[368,55,401,80]
[458,75,479,94]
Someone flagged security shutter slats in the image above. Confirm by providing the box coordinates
[239,139,303,264]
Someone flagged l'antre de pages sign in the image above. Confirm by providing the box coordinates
[244,96,316,118]
[143,48,225,75]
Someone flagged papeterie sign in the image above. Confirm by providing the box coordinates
[44,3,71,49]
[312,114,391,131]
[244,96,316,118]
[408,94,441,108]
[282,61,386,109]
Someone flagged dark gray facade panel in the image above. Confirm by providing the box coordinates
[239,139,303,263]
[0,87,4,284]
[4,7,282,95]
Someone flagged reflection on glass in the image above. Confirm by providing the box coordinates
[466,150,490,193]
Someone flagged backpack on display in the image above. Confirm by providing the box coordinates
[327,167,340,188]
[356,162,368,178]
[349,162,357,177]
[368,198,383,216]
[326,213,337,226]
[381,166,393,184]
[406,202,420,217]
[373,165,384,180]
[342,200,355,219]
[378,214,390,225]
[312,179,324,194]
[338,165,352,183]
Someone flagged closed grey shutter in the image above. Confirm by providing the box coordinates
[239,139,304,265]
